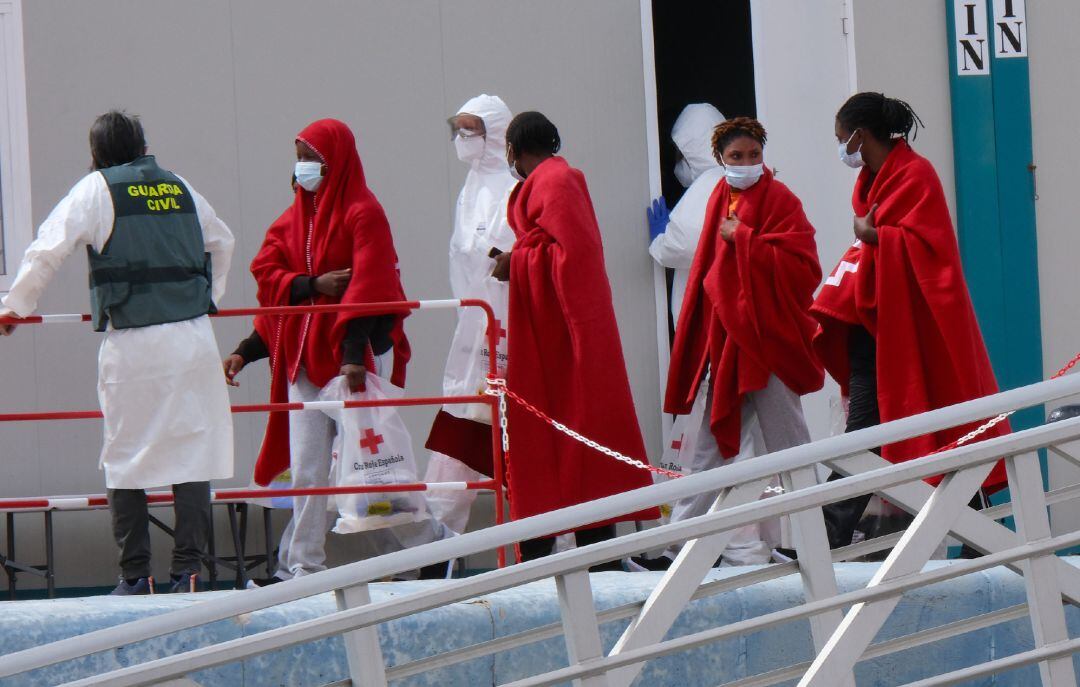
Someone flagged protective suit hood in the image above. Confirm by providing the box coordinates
[671,103,725,182]
[456,94,512,175]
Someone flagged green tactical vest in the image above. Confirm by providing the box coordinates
[89,156,215,331]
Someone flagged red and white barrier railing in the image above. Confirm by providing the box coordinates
[0,298,511,566]
[0,480,498,512]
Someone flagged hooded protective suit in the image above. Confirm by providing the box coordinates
[424,95,517,536]
[649,103,725,319]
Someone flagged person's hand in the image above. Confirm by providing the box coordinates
[313,268,352,297]
[341,363,367,392]
[854,203,879,244]
[492,251,512,282]
[720,213,741,242]
[223,354,245,387]
[646,197,670,242]
[0,310,20,336]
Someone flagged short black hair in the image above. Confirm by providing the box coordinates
[506,111,561,157]
[711,117,767,162]
[837,92,924,143]
[89,110,146,170]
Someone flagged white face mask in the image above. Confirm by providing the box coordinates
[294,160,323,192]
[454,133,485,163]
[509,164,526,183]
[839,129,865,169]
[720,157,764,190]
[673,158,694,188]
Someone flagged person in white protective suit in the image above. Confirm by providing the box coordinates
[0,111,234,595]
[422,94,516,538]
[632,104,781,571]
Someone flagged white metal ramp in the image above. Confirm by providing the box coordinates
[3,374,1080,686]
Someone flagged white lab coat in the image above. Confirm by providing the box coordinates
[426,94,517,536]
[2,170,235,489]
[649,103,725,321]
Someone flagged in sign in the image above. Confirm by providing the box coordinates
[954,0,990,75]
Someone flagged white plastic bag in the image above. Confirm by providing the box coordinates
[318,375,430,534]
[654,385,708,523]
[442,276,509,423]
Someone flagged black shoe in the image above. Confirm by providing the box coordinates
[168,573,201,593]
[245,575,285,589]
[773,548,797,562]
[110,576,155,596]
[628,555,674,572]
[419,561,453,579]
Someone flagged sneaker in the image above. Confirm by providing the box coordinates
[168,573,200,593]
[110,576,155,596]
[245,575,285,590]
[628,555,674,572]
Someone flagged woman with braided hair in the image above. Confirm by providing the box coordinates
[663,116,824,566]
[812,92,1008,550]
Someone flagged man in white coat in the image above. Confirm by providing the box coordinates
[0,111,234,594]
[423,95,516,538]
[635,104,780,570]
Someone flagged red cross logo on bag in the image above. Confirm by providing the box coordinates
[359,428,385,455]
[671,435,683,451]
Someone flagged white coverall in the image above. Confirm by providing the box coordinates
[651,104,780,565]
[649,103,725,320]
[423,94,517,536]
[1,171,235,489]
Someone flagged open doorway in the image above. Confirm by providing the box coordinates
[652,0,756,208]
[650,0,756,335]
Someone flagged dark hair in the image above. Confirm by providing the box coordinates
[711,117,767,161]
[506,111,561,157]
[836,92,924,142]
[89,110,146,169]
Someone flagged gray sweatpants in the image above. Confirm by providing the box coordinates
[666,375,810,564]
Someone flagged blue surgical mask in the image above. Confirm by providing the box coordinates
[294,161,323,192]
[839,129,865,169]
[720,157,764,190]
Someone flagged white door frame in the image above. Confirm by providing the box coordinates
[638,0,673,444]
[0,0,33,292]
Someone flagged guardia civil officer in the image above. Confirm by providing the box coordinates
[0,111,235,595]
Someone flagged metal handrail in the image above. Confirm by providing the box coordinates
[14,414,1080,686]
[4,373,1080,684]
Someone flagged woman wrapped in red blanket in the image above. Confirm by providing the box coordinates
[813,92,1008,550]
[659,116,824,568]
[493,112,658,569]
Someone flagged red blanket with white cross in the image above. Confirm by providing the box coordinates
[812,140,1007,489]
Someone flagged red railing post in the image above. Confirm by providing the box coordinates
[461,298,509,569]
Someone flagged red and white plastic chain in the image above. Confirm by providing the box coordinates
[486,377,684,480]
[486,350,1080,479]
[934,350,1080,454]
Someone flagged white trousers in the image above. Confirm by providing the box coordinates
[666,375,808,565]
[275,362,439,580]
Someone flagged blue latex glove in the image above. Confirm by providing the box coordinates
[646,197,670,242]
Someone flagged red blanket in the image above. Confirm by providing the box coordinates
[506,157,658,523]
[812,141,1007,488]
[251,119,410,486]
[666,168,824,457]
